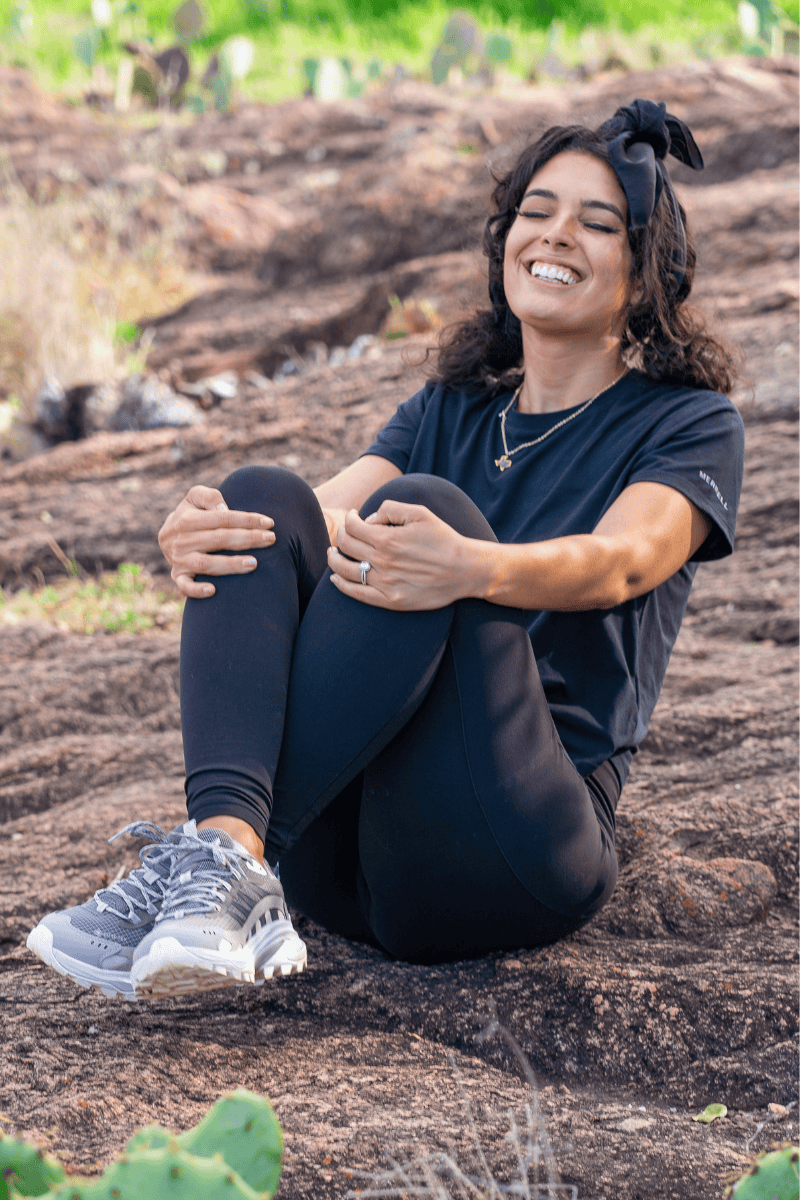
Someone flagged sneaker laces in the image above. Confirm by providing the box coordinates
[92,822,186,923]
[156,830,263,923]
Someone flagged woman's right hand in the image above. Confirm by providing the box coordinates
[158,485,275,598]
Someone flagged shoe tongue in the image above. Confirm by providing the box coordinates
[196,827,236,849]
[96,889,126,914]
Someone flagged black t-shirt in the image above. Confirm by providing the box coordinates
[364,370,745,786]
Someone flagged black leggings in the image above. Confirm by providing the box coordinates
[180,466,619,963]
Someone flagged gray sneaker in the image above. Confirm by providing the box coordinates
[26,821,191,1000]
[131,826,307,998]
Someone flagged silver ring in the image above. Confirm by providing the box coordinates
[359,560,372,586]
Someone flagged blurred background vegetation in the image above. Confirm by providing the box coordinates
[1,0,797,109]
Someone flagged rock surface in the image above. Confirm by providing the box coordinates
[0,58,798,1200]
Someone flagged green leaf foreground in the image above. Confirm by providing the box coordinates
[694,1102,728,1124]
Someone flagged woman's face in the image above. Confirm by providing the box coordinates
[502,150,634,341]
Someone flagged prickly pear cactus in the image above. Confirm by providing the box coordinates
[124,1090,282,1196]
[0,1133,64,1199]
[14,1143,267,1200]
[724,1145,800,1200]
[180,1089,282,1196]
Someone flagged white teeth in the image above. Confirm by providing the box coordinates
[530,262,579,285]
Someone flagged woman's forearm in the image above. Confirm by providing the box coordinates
[462,482,709,613]
[464,534,647,612]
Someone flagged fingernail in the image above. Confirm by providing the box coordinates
[202,585,214,596]
[260,517,271,527]
[216,503,227,510]
[245,557,257,569]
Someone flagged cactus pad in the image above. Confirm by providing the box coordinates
[0,1133,65,1200]
[180,1090,282,1196]
[19,1144,268,1200]
[123,1090,282,1197]
[725,1145,800,1200]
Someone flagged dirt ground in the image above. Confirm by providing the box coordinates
[0,57,798,1200]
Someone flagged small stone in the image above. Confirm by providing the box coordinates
[304,342,329,367]
[82,384,119,435]
[199,150,227,177]
[110,374,203,431]
[654,856,777,935]
[245,371,272,390]
[616,1117,652,1133]
[348,334,379,359]
[203,372,239,400]
[35,375,67,435]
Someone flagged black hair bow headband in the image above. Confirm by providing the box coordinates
[604,99,703,292]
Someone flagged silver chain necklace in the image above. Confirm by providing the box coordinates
[494,370,629,472]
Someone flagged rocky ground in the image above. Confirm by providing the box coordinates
[0,57,798,1200]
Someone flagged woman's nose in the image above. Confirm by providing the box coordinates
[543,220,574,249]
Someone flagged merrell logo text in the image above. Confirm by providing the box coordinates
[699,470,728,510]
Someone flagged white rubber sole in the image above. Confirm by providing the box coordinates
[132,927,307,999]
[26,923,138,1001]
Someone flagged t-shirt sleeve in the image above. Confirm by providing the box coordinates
[361,384,431,473]
[626,396,745,561]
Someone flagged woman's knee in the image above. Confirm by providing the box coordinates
[361,473,497,542]
[219,465,320,521]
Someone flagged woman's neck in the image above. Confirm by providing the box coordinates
[516,331,627,415]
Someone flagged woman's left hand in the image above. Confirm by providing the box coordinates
[328,500,475,610]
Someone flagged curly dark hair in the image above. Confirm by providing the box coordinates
[428,123,738,395]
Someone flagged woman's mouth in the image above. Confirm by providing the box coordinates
[529,261,580,285]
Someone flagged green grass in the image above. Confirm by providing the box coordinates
[0,562,184,635]
[1,0,795,106]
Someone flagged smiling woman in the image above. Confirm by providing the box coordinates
[27,100,746,998]
[503,152,634,357]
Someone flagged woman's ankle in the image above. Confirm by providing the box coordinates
[196,816,264,863]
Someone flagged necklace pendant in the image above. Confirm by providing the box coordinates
[495,454,512,472]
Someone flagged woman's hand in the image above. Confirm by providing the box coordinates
[327,500,477,610]
[158,485,275,599]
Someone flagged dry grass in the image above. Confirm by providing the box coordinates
[345,1001,577,1200]
[0,164,197,410]
[0,562,183,635]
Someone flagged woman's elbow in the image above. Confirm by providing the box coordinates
[589,570,642,610]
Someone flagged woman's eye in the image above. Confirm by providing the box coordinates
[585,221,616,233]
[518,209,549,220]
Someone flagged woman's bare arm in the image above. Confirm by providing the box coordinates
[329,481,712,611]
[469,481,712,610]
